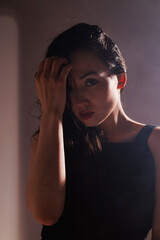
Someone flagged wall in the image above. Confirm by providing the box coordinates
[0,0,160,239]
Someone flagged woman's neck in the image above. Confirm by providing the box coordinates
[99,101,139,142]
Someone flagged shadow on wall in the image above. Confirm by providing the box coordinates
[0,10,43,240]
[0,15,20,240]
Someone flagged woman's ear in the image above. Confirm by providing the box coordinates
[117,72,127,89]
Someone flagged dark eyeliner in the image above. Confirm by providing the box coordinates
[85,78,98,87]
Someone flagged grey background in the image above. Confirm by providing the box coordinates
[0,0,160,239]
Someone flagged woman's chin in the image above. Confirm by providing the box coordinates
[80,120,101,128]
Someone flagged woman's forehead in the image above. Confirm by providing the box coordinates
[70,49,102,64]
[70,50,108,78]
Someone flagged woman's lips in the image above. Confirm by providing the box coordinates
[79,111,94,120]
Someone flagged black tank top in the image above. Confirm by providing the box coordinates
[41,124,156,240]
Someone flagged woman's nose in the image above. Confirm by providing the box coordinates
[74,88,89,107]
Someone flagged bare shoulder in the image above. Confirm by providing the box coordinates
[147,126,160,238]
[148,126,160,162]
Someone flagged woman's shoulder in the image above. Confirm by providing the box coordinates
[126,120,159,139]
[133,121,160,158]
[148,125,160,161]
[147,125,160,239]
[123,120,159,148]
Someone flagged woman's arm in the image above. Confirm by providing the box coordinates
[144,229,152,240]
[148,126,160,240]
[26,115,66,226]
[26,56,72,226]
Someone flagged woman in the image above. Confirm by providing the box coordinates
[26,23,160,240]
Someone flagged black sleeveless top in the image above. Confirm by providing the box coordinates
[41,124,156,240]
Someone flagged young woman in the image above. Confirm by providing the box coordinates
[26,23,160,240]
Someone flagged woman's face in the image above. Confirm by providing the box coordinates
[67,50,121,127]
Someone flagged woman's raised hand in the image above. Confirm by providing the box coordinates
[35,56,73,120]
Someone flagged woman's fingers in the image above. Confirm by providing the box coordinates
[36,60,45,78]
[35,56,73,86]
[59,63,73,84]
[34,56,73,118]
[50,57,69,79]
[36,56,71,81]
[43,56,58,78]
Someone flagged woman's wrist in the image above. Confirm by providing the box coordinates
[41,109,63,123]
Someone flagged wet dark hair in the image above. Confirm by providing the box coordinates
[29,22,127,156]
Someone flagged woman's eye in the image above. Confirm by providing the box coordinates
[85,79,98,87]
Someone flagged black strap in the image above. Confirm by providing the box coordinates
[135,124,157,144]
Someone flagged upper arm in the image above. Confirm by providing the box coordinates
[148,126,160,240]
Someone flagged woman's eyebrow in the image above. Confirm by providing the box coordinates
[79,71,98,80]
